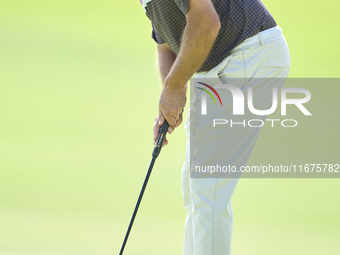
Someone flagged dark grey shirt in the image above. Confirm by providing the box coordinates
[140,0,277,72]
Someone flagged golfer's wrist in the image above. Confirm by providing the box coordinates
[164,75,186,91]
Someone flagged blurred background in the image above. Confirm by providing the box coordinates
[0,0,339,254]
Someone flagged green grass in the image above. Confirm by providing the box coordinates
[0,0,339,254]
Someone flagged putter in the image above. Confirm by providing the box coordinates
[119,120,169,255]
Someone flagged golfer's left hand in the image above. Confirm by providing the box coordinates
[158,85,186,129]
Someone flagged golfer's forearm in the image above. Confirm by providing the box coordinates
[157,43,177,84]
[165,16,220,89]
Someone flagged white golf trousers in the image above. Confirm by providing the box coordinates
[182,26,291,255]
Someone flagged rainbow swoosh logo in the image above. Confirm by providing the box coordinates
[196,82,223,106]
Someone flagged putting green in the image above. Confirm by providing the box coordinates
[0,1,339,254]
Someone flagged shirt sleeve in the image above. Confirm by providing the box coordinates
[151,23,166,44]
[174,0,189,15]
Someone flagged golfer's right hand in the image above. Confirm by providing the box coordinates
[154,83,186,146]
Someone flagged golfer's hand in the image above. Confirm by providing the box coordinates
[153,87,185,146]
[153,115,169,147]
[153,112,184,147]
[159,85,186,127]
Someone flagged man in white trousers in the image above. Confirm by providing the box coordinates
[141,0,291,254]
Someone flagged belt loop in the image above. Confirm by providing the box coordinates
[258,32,265,46]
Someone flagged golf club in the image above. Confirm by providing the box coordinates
[119,120,169,255]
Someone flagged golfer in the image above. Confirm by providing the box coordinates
[141,0,290,254]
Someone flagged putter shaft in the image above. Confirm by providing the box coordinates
[119,120,169,255]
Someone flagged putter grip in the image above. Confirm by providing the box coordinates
[152,120,169,158]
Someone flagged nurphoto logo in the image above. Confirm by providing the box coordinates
[196,82,312,128]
